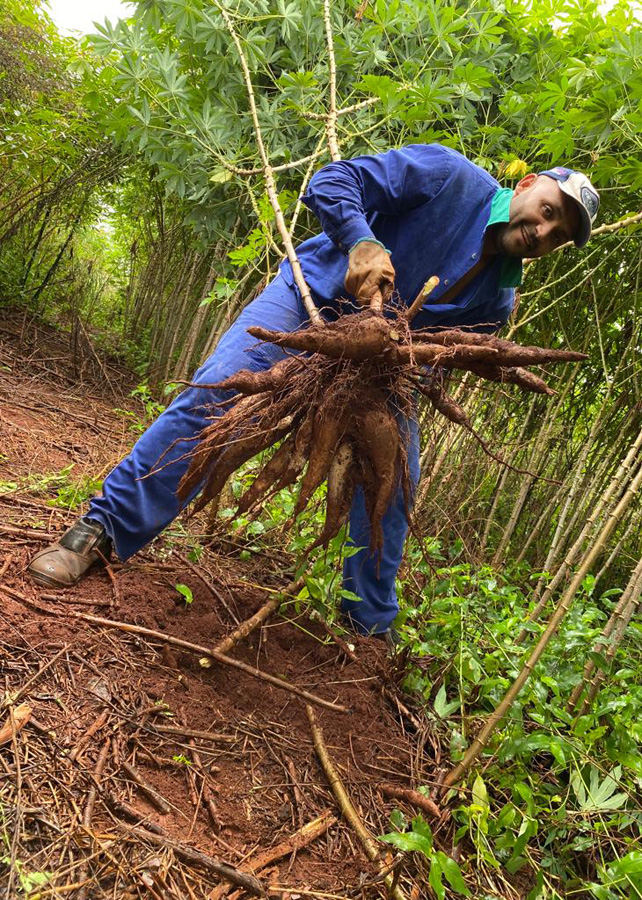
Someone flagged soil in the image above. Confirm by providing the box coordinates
[0,309,440,899]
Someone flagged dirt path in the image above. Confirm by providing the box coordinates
[0,310,437,899]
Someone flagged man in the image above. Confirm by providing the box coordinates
[28,145,599,637]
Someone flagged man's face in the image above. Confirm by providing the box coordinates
[495,175,582,259]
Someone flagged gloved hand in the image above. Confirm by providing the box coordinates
[344,239,395,312]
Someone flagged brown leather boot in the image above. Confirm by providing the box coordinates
[28,517,112,588]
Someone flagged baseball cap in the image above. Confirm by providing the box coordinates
[538,166,600,248]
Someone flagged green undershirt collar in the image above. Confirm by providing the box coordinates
[487,188,523,289]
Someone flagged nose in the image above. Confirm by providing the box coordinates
[535,220,558,250]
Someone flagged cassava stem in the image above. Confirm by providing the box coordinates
[215,1,321,325]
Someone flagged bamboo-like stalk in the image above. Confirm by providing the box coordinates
[416,373,477,506]
[215,2,321,326]
[323,0,341,162]
[306,706,407,900]
[444,454,642,787]
[491,367,579,567]
[480,396,537,551]
[515,423,642,644]
[513,487,561,566]
[579,565,642,715]
[594,506,642,588]
[528,349,630,596]
[161,251,202,381]
[567,553,642,713]
[175,267,217,380]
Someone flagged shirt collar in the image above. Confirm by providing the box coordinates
[486,188,523,289]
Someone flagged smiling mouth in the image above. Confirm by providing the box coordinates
[521,225,533,251]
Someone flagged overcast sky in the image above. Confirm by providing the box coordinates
[46,0,134,35]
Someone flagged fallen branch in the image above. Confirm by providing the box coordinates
[153,724,235,743]
[214,574,305,654]
[306,705,407,900]
[16,601,349,714]
[209,811,337,900]
[114,822,267,897]
[69,709,109,762]
[0,523,54,541]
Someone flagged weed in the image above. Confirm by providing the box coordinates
[113,380,166,435]
[175,583,193,605]
[0,465,101,509]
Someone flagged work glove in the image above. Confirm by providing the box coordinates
[344,239,395,312]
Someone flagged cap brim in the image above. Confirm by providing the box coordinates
[558,182,592,248]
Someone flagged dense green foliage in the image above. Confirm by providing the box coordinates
[3,0,642,896]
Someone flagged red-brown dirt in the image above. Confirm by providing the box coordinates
[0,309,439,899]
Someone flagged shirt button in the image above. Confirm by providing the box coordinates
[472,252,478,259]
[444,279,450,285]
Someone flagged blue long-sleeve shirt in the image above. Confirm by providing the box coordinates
[279,143,522,332]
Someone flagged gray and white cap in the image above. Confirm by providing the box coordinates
[538,166,600,248]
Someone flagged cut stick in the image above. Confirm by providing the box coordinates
[243,810,336,874]
[114,822,267,897]
[153,724,235,743]
[306,705,407,900]
[208,811,337,900]
[0,523,55,541]
[213,574,305,655]
[406,275,440,322]
[9,587,342,712]
[380,784,441,819]
[0,702,32,746]
[33,606,347,714]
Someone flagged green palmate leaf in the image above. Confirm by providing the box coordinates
[210,167,234,184]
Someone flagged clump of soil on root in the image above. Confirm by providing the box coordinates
[177,307,586,551]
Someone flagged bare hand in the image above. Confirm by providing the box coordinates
[344,241,395,313]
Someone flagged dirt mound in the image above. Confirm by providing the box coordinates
[0,310,438,899]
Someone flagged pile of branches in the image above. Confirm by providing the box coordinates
[177,290,585,552]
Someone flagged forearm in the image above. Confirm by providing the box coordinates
[302,144,449,252]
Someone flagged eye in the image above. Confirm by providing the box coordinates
[543,204,553,219]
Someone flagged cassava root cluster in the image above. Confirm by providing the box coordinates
[177,306,586,554]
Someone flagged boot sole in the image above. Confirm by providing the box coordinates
[27,567,82,589]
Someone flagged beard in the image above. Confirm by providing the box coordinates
[493,222,529,259]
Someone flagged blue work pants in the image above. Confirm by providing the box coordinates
[89,275,420,634]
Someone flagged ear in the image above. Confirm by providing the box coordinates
[514,172,538,195]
